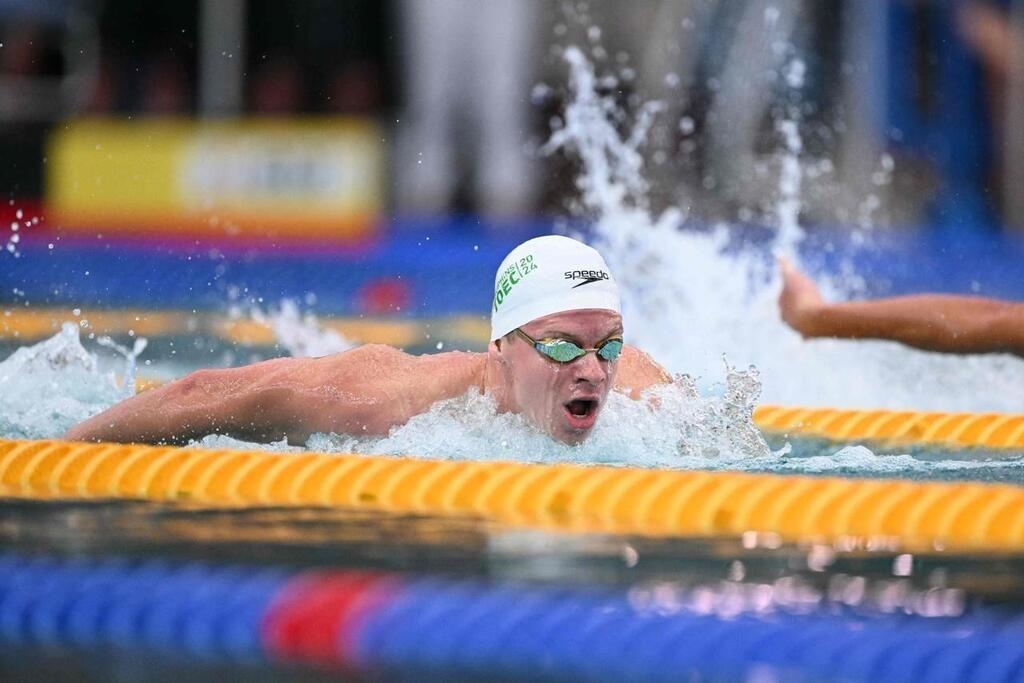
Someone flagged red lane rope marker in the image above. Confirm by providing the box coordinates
[261,572,399,668]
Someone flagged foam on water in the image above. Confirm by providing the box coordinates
[0,323,127,439]
[548,47,1024,412]
[306,365,770,467]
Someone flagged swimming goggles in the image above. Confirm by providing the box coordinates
[513,328,624,363]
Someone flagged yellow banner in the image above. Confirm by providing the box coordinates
[47,118,383,239]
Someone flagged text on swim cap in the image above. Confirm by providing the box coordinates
[564,269,610,281]
[493,254,537,312]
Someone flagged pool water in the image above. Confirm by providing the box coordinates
[3,497,1022,608]
[2,322,1022,482]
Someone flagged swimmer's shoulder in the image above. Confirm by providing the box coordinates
[301,343,414,378]
[410,349,489,395]
[615,345,673,398]
[315,344,487,393]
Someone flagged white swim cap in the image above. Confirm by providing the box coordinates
[490,235,620,341]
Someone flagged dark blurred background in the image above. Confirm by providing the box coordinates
[1,0,1022,357]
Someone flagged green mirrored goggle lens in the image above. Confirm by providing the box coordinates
[535,338,623,363]
[596,338,623,361]
[537,340,585,362]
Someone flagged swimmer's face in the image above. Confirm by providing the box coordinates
[495,309,622,444]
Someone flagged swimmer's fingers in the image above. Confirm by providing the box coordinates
[778,259,820,297]
[777,259,825,335]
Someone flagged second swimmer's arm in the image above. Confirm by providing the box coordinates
[779,260,1024,357]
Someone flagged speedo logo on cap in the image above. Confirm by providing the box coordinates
[564,269,610,288]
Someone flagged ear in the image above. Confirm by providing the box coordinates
[488,340,509,366]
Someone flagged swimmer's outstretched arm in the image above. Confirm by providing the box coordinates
[63,357,322,445]
[64,345,485,446]
[778,260,1024,357]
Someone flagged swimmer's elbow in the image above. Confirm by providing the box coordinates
[246,382,397,441]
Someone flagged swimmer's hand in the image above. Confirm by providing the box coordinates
[777,258,826,338]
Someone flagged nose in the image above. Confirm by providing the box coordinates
[572,350,608,386]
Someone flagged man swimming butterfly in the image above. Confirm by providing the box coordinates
[65,236,671,446]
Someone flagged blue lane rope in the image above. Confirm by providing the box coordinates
[0,552,1023,682]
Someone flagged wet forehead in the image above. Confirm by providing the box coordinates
[523,309,623,340]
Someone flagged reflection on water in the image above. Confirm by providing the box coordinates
[2,497,1024,681]
[3,498,1024,607]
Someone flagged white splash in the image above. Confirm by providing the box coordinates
[95,335,148,400]
[308,364,770,467]
[250,299,356,358]
[194,434,303,453]
[4,204,41,258]
[547,47,1024,412]
[0,323,128,439]
[774,58,805,259]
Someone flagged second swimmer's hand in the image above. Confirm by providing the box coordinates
[778,258,826,338]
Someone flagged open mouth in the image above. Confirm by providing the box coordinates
[563,398,599,430]
[566,399,596,417]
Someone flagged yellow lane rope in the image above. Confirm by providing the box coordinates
[2,438,1023,550]
[753,406,1024,449]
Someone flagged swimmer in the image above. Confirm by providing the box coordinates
[65,236,672,446]
[778,259,1024,357]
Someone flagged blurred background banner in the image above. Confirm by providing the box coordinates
[2,0,1024,343]
[48,119,383,239]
